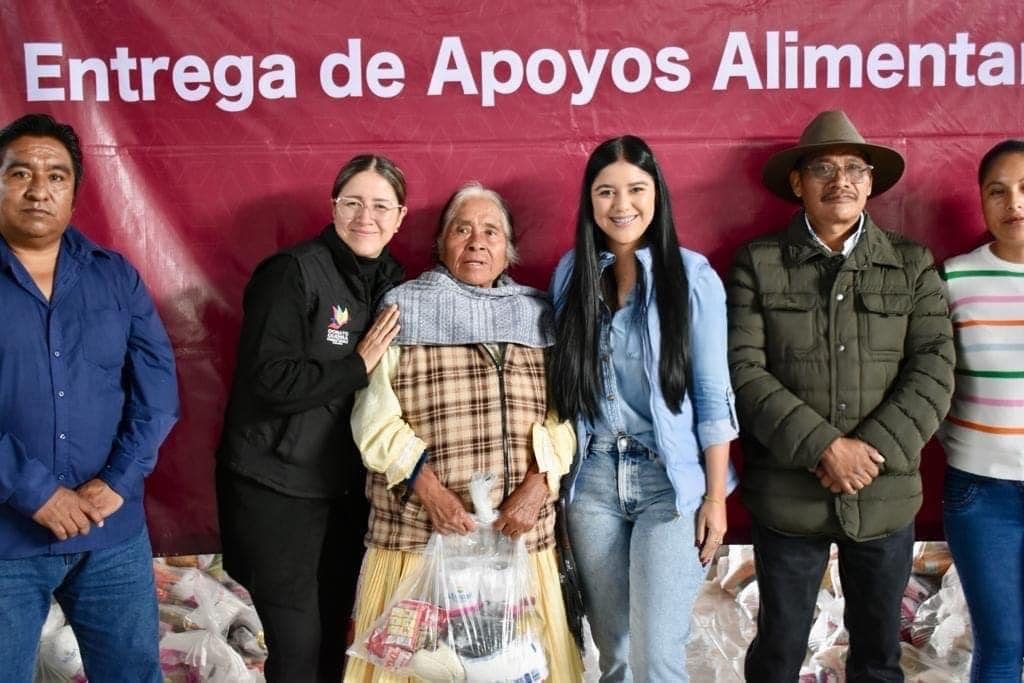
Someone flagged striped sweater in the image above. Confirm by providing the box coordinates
[939,243,1024,479]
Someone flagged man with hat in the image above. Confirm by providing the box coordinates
[726,110,954,680]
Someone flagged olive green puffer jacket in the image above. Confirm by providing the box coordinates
[726,211,954,541]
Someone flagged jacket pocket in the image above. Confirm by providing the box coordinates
[273,403,340,465]
[858,291,911,356]
[760,292,820,355]
[273,411,307,463]
[80,309,129,370]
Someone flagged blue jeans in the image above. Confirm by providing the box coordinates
[567,435,704,682]
[944,466,1024,682]
[0,528,160,683]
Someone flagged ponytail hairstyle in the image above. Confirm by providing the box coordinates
[978,139,1024,187]
[549,135,691,421]
[331,154,406,205]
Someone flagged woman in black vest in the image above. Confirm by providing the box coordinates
[216,155,406,682]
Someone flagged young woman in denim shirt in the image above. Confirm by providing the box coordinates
[548,135,738,681]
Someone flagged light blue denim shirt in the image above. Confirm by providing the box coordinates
[591,269,657,451]
[551,246,739,515]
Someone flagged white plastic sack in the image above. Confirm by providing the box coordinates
[159,630,252,683]
[349,473,548,682]
[34,625,85,682]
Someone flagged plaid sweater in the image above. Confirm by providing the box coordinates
[365,344,556,552]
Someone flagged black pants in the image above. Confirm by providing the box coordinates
[744,520,914,682]
[216,466,368,683]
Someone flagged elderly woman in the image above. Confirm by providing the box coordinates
[344,182,584,682]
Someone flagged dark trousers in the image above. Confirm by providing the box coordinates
[216,466,368,683]
[744,520,914,682]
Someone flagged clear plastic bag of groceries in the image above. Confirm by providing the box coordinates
[348,473,549,682]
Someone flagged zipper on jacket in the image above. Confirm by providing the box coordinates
[484,345,513,500]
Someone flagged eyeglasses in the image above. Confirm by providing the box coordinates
[802,161,874,183]
[333,197,403,219]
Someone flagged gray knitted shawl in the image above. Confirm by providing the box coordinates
[381,266,554,348]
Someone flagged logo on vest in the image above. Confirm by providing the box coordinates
[326,305,350,345]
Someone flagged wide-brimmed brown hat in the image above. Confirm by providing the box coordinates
[762,110,905,202]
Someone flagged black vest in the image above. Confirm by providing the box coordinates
[218,227,402,497]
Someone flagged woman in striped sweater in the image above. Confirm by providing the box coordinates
[939,138,1024,682]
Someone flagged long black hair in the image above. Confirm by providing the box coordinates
[549,135,691,422]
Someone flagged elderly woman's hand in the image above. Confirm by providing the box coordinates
[356,304,400,374]
[494,467,547,539]
[412,465,476,535]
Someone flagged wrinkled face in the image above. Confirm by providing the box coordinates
[0,135,75,249]
[981,152,1024,259]
[440,196,509,287]
[590,160,656,252]
[331,170,407,258]
[789,146,873,230]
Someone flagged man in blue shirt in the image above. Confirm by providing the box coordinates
[0,113,179,681]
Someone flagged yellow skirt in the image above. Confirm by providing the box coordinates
[343,545,584,682]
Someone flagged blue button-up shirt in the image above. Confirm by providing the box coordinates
[0,227,178,558]
[593,278,657,451]
[552,246,739,515]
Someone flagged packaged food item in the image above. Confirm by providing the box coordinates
[159,630,251,683]
[912,542,953,577]
[349,473,549,681]
[169,567,261,636]
[35,625,85,682]
[717,545,755,596]
[736,580,760,621]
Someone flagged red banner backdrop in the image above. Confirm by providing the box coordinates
[2,1,1020,553]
